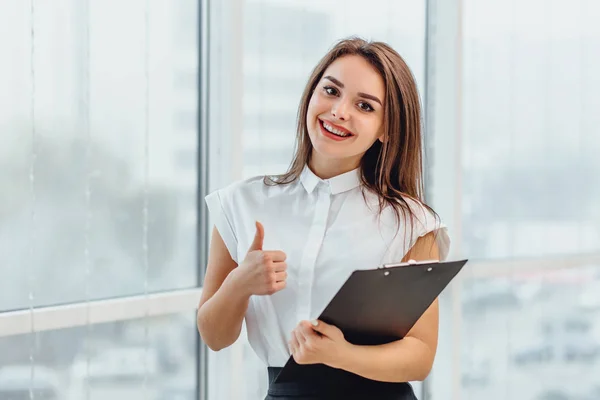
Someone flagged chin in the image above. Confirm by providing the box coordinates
[311,142,352,161]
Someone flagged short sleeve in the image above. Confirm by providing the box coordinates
[205,189,239,263]
[406,200,451,261]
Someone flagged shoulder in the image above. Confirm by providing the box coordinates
[360,189,450,259]
[204,174,268,221]
[400,195,441,230]
[205,174,300,216]
[204,175,271,263]
[400,195,451,261]
[206,175,275,205]
[211,175,266,197]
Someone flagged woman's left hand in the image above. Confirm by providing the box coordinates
[288,319,350,367]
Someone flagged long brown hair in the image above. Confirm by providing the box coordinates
[265,37,439,234]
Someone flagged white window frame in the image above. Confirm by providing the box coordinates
[204,0,249,399]
[0,289,203,337]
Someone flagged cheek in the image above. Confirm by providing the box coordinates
[354,118,383,143]
[365,118,384,142]
[305,97,316,124]
[306,98,325,132]
[307,93,329,117]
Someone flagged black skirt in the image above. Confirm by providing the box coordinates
[265,367,418,400]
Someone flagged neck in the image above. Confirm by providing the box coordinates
[308,153,360,180]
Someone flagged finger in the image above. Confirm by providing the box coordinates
[272,262,287,273]
[288,335,299,354]
[263,250,287,262]
[274,270,287,283]
[270,280,286,293]
[248,221,264,252]
[298,322,319,340]
[309,319,339,338]
[294,329,306,344]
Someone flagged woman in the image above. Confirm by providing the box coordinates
[197,37,450,399]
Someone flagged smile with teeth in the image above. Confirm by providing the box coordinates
[321,120,352,137]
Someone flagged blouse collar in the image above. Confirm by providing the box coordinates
[300,165,361,195]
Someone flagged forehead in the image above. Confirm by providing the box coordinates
[321,55,385,98]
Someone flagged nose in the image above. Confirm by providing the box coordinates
[331,98,350,121]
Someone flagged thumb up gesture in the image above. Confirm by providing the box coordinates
[233,221,288,296]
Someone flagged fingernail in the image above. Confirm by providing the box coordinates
[311,320,318,326]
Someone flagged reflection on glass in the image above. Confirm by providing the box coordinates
[0,313,198,400]
[0,0,199,311]
[461,0,600,260]
[459,1,600,398]
[461,265,600,400]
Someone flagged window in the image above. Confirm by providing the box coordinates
[0,0,199,310]
[427,1,600,399]
[461,0,600,261]
[0,312,197,400]
[0,1,203,399]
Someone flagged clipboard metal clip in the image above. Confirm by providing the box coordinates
[380,259,441,269]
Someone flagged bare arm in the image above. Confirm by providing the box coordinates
[197,222,287,351]
[196,226,249,351]
[333,231,440,382]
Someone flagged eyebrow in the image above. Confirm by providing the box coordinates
[323,75,383,106]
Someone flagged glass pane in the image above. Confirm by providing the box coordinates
[461,0,600,260]
[0,312,198,400]
[457,0,600,398]
[0,0,199,311]
[241,0,427,178]
[461,263,600,400]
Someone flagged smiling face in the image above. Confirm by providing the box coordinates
[306,54,386,174]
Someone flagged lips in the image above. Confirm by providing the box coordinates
[318,119,354,141]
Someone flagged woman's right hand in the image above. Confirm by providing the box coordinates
[229,221,287,296]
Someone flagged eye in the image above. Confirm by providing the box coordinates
[323,86,339,96]
[358,101,374,112]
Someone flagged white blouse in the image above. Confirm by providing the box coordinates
[205,165,450,367]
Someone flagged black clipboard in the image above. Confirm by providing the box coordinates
[274,259,468,383]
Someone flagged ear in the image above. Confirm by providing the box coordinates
[374,123,386,143]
